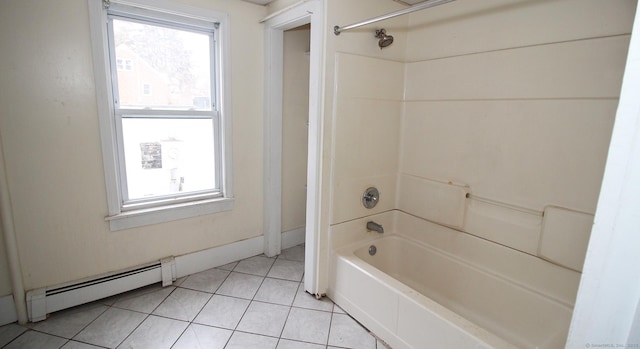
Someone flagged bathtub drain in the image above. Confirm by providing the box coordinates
[368,245,377,256]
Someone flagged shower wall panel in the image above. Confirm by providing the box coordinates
[401,0,635,265]
[330,53,403,225]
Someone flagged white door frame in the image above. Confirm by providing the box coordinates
[263,0,324,294]
[566,2,640,345]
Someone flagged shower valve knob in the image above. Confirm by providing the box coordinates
[362,187,380,209]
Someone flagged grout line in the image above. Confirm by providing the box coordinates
[404,33,632,64]
[55,301,110,346]
[327,310,335,347]
[273,279,299,346]
[1,330,70,349]
[63,302,111,340]
[186,269,231,328]
[114,312,150,348]
[403,96,620,103]
[231,260,273,335]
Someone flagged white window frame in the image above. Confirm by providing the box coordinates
[88,0,233,231]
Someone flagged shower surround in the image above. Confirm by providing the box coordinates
[323,0,634,347]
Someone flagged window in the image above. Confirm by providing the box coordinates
[89,0,233,230]
[116,59,133,71]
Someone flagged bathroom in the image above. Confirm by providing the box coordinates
[0,0,639,348]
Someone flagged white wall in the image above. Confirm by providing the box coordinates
[402,0,635,271]
[0,225,11,296]
[282,26,310,234]
[0,0,266,291]
[265,0,301,15]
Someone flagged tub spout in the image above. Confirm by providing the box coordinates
[366,221,384,234]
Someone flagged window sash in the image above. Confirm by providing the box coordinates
[105,6,222,210]
[114,114,223,208]
[107,2,218,32]
[106,14,218,112]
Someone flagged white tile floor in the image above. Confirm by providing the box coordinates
[0,245,392,349]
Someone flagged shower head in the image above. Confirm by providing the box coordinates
[375,28,394,49]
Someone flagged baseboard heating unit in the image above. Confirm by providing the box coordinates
[26,258,175,322]
[24,233,273,322]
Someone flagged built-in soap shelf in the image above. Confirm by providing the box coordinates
[397,173,593,271]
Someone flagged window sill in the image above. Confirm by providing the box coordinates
[106,197,234,231]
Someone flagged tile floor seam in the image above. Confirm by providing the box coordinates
[2,329,70,349]
[1,331,22,349]
[274,287,296,348]
[168,318,191,349]
[229,266,272,340]
[220,331,232,349]
[70,301,119,348]
[327,309,335,348]
[107,303,163,317]
[291,303,334,313]
[67,337,110,349]
[143,290,182,343]
[30,329,67,342]
[179,290,214,325]
[229,258,288,348]
[232,328,283,340]
[176,268,231,294]
[78,303,111,340]
[112,311,151,349]
[31,302,110,341]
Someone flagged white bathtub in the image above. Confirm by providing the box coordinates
[329,211,577,349]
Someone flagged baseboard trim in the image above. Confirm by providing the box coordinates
[0,294,17,325]
[26,235,266,322]
[174,235,264,278]
[282,227,305,249]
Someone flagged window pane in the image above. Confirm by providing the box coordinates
[112,19,212,110]
[122,118,216,200]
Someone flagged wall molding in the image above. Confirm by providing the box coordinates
[282,227,305,249]
[26,235,265,322]
[0,294,17,326]
[174,235,264,278]
[263,0,324,294]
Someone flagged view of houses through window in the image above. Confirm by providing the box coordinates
[110,17,218,203]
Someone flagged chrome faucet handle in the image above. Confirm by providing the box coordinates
[362,187,379,209]
[364,193,378,202]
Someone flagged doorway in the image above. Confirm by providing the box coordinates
[280,24,310,250]
[263,1,324,294]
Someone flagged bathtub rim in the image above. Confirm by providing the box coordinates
[331,231,574,348]
[351,232,575,311]
[330,237,518,349]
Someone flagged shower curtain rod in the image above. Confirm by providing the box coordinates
[334,0,456,35]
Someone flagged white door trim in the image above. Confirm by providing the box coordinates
[263,0,324,294]
[566,2,640,345]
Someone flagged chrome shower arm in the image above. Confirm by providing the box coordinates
[333,0,456,35]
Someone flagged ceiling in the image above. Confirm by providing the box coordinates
[243,0,425,6]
